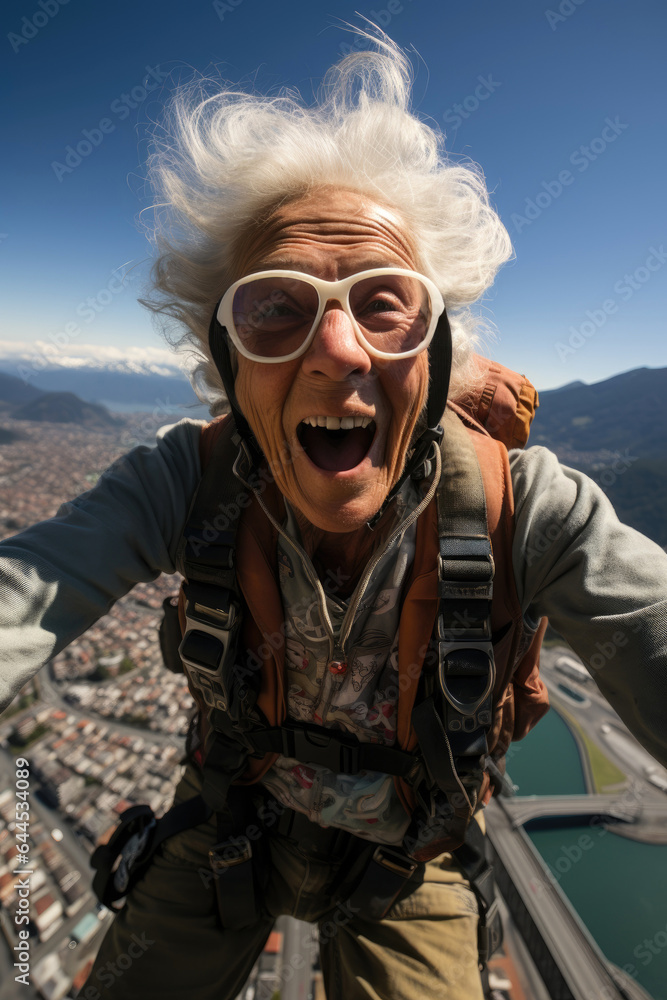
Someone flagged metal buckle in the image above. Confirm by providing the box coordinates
[182,585,239,641]
[282,721,361,775]
[372,845,418,879]
[437,641,495,717]
[437,606,492,642]
[179,582,241,713]
[209,836,253,872]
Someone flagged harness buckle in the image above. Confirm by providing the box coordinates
[346,844,420,921]
[179,581,242,715]
[371,845,419,879]
[281,720,361,775]
[437,640,495,718]
[209,835,253,872]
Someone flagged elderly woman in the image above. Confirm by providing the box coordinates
[1,34,666,1000]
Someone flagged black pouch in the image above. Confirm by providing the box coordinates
[209,790,270,929]
[91,804,157,910]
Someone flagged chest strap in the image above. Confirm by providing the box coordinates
[247,720,420,779]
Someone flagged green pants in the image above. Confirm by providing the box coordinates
[84,766,485,1000]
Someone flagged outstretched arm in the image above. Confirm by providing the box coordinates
[0,419,203,712]
[511,445,667,768]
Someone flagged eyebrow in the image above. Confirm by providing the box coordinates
[251,257,408,275]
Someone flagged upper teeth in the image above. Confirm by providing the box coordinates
[302,415,373,430]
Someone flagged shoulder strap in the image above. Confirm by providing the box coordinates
[176,415,240,588]
[175,415,253,810]
[408,408,496,859]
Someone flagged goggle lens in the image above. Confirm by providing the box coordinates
[232,276,319,360]
[349,274,431,354]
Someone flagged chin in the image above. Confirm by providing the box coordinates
[307,505,374,534]
[292,476,388,534]
[288,429,394,528]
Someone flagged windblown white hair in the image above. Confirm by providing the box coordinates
[143,31,513,412]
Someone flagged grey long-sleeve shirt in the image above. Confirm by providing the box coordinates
[0,419,666,768]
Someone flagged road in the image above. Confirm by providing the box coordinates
[539,648,667,842]
[504,792,640,826]
[280,916,318,1000]
[540,648,667,786]
[37,662,185,752]
[485,797,653,1000]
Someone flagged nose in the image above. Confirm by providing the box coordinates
[300,300,373,380]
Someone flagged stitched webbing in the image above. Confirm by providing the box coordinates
[176,417,242,588]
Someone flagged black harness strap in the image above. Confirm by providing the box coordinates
[208,789,263,929]
[409,408,495,847]
[175,415,246,592]
[175,423,278,928]
[247,720,419,779]
[346,844,420,921]
[452,819,504,967]
[175,419,262,809]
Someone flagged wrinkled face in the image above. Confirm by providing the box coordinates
[233,188,429,533]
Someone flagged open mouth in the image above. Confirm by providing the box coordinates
[297,415,376,472]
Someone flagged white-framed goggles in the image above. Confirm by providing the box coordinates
[216,267,446,363]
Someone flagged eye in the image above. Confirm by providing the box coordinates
[263,302,300,318]
[356,292,404,320]
[365,296,397,313]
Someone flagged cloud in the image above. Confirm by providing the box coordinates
[0,340,193,377]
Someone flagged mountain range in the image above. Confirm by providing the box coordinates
[530,366,667,547]
[0,373,120,430]
[0,366,198,409]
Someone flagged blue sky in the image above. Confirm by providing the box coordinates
[2,0,665,390]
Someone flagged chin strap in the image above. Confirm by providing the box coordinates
[208,302,454,528]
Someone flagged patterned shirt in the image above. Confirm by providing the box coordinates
[260,484,424,844]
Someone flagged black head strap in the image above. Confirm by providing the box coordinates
[208,305,262,465]
[426,306,453,433]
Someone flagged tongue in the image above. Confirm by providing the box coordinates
[300,425,373,472]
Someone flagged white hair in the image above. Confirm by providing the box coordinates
[142,30,513,412]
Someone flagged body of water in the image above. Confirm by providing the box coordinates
[506,708,667,1000]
